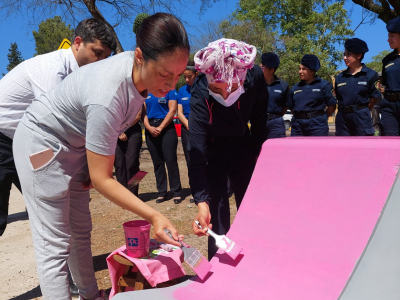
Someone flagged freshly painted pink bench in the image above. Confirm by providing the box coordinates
[114,137,400,300]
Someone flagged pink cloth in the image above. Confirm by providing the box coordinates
[107,241,185,298]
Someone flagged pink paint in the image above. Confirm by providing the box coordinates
[172,137,400,299]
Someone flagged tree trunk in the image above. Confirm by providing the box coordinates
[81,0,124,53]
[351,0,399,23]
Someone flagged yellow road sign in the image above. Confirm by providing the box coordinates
[58,39,71,50]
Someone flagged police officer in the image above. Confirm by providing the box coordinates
[143,90,183,204]
[261,52,289,138]
[189,39,269,259]
[288,54,337,136]
[335,38,381,136]
[381,16,400,136]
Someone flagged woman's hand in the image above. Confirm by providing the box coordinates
[148,126,160,137]
[118,133,128,141]
[192,202,212,237]
[151,213,182,247]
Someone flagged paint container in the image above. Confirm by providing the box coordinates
[123,220,151,258]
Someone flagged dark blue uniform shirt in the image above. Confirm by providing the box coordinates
[145,90,178,119]
[335,64,381,106]
[288,77,336,112]
[382,50,400,93]
[177,84,191,118]
[266,77,289,113]
[188,66,269,205]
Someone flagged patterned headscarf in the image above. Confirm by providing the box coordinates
[194,38,257,92]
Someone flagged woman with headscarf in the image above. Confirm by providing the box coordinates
[189,38,269,258]
[288,54,337,136]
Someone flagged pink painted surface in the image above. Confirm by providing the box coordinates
[173,137,400,299]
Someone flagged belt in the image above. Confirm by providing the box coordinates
[338,103,369,113]
[384,92,400,102]
[267,113,281,121]
[148,118,164,122]
[293,110,325,119]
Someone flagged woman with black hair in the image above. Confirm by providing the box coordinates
[288,54,337,136]
[335,38,381,136]
[381,16,400,136]
[13,13,189,300]
[177,61,198,203]
[114,108,143,196]
[143,89,182,204]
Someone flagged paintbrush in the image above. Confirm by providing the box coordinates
[195,221,243,260]
[164,229,212,280]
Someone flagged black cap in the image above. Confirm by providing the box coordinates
[261,52,280,70]
[345,38,369,54]
[301,54,320,71]
[387,16,400,33]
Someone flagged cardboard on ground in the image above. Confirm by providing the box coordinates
[58,39,71,50]
[114,137,400,300]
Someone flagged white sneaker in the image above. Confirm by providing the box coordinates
[79,290,109,300]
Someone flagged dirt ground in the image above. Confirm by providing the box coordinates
[0,139,238,300]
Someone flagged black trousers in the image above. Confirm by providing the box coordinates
[0,132,21,236]
[206,139,256,258]
[145,121,181,198]
[114,123,142,196]
[181,125,190,168]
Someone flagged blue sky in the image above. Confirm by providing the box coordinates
[0,0,391,75]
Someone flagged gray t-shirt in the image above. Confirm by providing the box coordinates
[22,51,145,155]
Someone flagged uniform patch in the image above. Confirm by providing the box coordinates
[331,88,336,98]
[182,97,189,100]
[385,63,394,69]
[358,82,367,85]
[337,83,346,87]
[158,98,167,104]
[294,90,302,94]
[375,80,381,91]
[312,89,321,92]
[274,89,282,93]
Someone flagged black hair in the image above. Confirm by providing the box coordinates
[73,18,117,53]
[136,13,190,61]
[185,60,197,73]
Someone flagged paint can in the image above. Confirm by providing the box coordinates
[123,220,151,257]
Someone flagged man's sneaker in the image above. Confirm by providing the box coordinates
[79,290,109,300]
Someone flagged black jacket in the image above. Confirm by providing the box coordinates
[188,65,269,205]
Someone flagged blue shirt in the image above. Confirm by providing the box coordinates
[382,50,400,93]
[145,90,178,119]
[265,77,289,114]
[288,77,337,112]
[177,84,191,118]
[335,64,381,106]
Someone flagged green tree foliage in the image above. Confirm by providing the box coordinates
[365,49,392,72]
[33,16,74,56]
[3,42,24,76]
[230,0,354,85]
